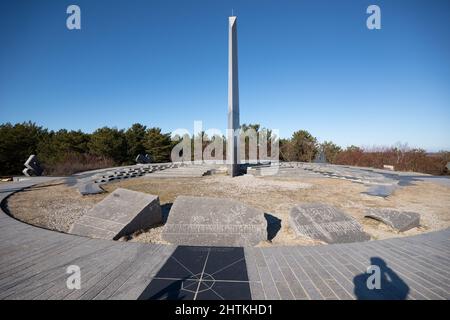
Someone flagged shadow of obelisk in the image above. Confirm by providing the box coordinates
[227,15,240,177]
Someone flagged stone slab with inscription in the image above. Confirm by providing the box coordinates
[365,208,420,232]
[289,203,370,244]
[162,196,266,246]
[69,188,161,240]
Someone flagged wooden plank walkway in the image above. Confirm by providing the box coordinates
[246,230,450,300]
[0,179,175,300]
[0,179,449,300]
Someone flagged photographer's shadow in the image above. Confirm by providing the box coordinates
[353,257,409,300]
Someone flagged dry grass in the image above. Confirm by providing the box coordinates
[334,148,450,176]
[6,174,450,246]
[44,153,115,176]
[6,179,106,232]
[104,174,450,245]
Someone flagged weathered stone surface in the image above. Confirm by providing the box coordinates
[24,154,43,176]
[365,208,420,232]
[364,184,398,197]
[289,203,370,244]
[69,188,162,240]
[136,154,151,164]
[78,182,105,195]
[162,196,266,246]
[227,16,240,177]
[22,168,34,177]
[145,165,211,178]
[314,150,327,163]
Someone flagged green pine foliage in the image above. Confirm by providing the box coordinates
[0,122,448,176]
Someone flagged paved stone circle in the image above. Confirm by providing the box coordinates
[162,195,267,246]
[69,188,162,240]
[365,208,420,232]
[289,203,370,244]
[1,179,450,300]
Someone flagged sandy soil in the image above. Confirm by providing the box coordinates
[5,179,106,233]
[6,174,450,246]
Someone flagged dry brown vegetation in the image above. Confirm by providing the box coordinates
[334,147,450,176]
[6,179,105,232]
[7,174,449,247]
[44,153,115,176]
[104,175,450,245]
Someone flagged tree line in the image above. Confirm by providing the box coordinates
[0,121,449,176]
[279,131,450,176]
[0,122,173,176]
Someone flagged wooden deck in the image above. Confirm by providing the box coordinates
[1,179,449,300]
[0,179,175,300]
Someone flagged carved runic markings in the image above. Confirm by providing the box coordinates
[162,196,266,246]
[289,203,370,244]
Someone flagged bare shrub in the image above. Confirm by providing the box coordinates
[335,146,449,175]
[43,153,115,176]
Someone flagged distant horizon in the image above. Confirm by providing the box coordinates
[1,0,449,152]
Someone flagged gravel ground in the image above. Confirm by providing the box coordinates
[6,174,450,246]
[6,179,106,233]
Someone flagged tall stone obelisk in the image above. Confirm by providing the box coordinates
[228,15,240,177]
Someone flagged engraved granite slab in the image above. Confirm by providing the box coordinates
[365,208,420,232]
[69,188,161,240]
[289,203,370,244]
[162,196,266,247]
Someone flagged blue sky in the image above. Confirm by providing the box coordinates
[0,0,449,151]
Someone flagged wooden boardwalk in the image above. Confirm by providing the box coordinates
[245,230,450,300]
[0,179,175,300]
[0,179,449,300]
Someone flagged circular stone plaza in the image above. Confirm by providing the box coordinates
[1,161,449,300]
[1,12,449,302]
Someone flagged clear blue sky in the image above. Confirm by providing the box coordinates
[1,0,449,151]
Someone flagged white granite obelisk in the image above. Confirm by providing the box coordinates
[228,15,240,177]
